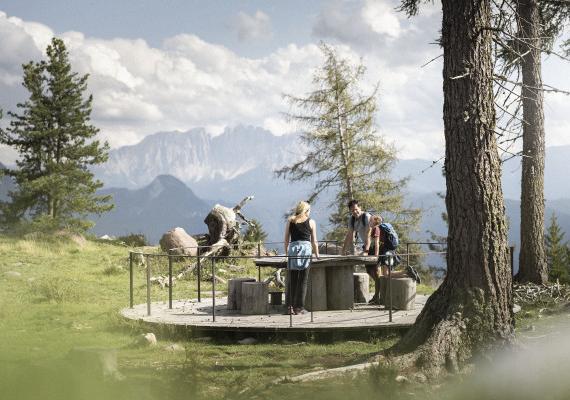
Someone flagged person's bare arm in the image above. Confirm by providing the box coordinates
[310,219,319,259]
[283,220,290,254]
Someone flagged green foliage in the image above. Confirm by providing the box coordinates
[546,213,570,283]
[116,233,149,247]
[277,43,420,242]
[0,37,113,232]
[242,219,268,245]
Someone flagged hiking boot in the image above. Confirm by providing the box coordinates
[406,265,421,284]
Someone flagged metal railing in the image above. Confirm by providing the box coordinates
[128,241,454,326]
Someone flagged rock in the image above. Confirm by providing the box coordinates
[5,271,22,279]
[395,375,409,384]
[413,372,428,383]
[159,227,198,256]
[135,332,157,347]
[164,343,185,352]
[237,337,257,345]
[100,234,115,240]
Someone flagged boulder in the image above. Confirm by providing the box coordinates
[159,227,198,256]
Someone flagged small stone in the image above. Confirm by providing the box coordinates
[237,337,257,345]
[137,332,157,346]
[395,375,409,384]
[5,271,22,279]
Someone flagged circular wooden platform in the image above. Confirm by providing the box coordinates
[120,295,428,334]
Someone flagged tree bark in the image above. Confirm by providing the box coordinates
[391,0,514,376]
[515,0,548,284]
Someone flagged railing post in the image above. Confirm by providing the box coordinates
[406,243,410,269]
[146,255,151,316]
[388,262,392,323]
[257,242,261,282]
[129,252,134,308]
[168,252,173,309]
[211,257,216,322]
[197,249,201,302]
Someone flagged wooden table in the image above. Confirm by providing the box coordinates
[254,255,377,311]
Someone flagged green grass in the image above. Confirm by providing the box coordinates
[0,234,400,400]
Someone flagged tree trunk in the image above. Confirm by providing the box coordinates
[515,0,548,284]
[392,0,514,376]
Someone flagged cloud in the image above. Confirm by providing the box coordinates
[0,6,567,163]
[232,10,272,42]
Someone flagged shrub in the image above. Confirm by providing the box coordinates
[116,233,149,247]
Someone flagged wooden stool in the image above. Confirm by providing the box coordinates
[353,272,369,303]
[326,265,354,310]
[379,276,416,310]
[241,282,269,315]
[227,278,256,310]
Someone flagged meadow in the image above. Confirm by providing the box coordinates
[2,233,569,400]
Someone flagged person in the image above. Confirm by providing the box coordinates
[364,215,384,304]
[342,199,372,256]
[365,215,421,304]
[284,201,319,315]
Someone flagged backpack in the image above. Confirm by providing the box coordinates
[350,213,370,241]
[379,222,399,251]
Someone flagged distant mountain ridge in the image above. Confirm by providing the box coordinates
[93,125,302,189]
[90,174,211,243]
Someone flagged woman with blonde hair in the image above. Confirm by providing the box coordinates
[284,201,319,315]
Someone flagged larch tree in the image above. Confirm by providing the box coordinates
[276,43,420,242]
[393,0,514,375]
[0,37,112,232]
[509,0,569,284]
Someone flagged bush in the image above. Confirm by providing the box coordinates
[116,233,149,247]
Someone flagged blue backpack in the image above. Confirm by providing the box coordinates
[379,223,399,251]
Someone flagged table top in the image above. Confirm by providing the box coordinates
[254,254,378,268]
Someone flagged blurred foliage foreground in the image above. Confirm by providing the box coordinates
[1,233,569,400]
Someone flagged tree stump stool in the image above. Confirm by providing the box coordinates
[305,267,327,311]
[379,276,415,310]
[241,282,269,315]
[227,277,256,310]
[326,266,354,310]
[353,272,369,303]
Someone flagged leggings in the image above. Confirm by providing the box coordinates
[285,269,309,309]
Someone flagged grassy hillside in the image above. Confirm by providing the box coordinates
[0,234,398,399]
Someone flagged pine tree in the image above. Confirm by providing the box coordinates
[545,213,570,283]
[276,43,420,242]
[0,37,112,232]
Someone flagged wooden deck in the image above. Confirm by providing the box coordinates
[120,295,428,334]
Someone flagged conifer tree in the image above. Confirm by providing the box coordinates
[0,37,112,232]
[545,213,570,283]
[277,43,420,241]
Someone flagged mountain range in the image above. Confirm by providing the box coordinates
[1,126,570,270]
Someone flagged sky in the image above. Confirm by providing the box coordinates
[0,0,568,163]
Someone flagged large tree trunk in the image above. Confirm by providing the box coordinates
[515,0,548,284]
[392,0,514,376]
